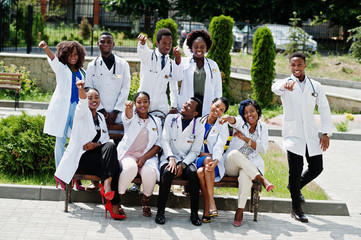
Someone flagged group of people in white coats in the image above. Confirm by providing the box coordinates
[39,23,332,227]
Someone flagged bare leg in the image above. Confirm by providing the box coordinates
[197,167,210,217]
[104,177,112,193]
[205,168,216,213]
[234,208,243,222]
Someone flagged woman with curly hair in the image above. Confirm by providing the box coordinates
[39,40,87,190]
[177,30,222,117]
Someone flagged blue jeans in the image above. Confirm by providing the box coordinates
[55,101,77,168]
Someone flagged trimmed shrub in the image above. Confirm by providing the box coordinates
[348,15,361,62]
[128,72,140,101]
[251,27,276,109]
[0,113,55,175]
[79,17,92,40]
[152,18,178,58]
[207,15,234,103]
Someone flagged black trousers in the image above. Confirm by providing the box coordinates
[287,147,323,209]
[77,142,121,205]
[157,163,200,215]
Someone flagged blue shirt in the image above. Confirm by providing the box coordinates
[70,71,82,103]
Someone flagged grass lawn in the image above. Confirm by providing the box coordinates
[231,52,361,82]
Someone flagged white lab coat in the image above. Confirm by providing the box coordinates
[222,116,268,175]
[55,98,110,184]
[137,43,182,115]
[85,54,131,123]
[43,56,86,137]
[160,114,205,168]
[117,111,162,180]
[272,75,332,156]
[199,115,229,182]
[177,57,222,116]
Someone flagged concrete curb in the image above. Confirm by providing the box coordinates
[0,184,349,216]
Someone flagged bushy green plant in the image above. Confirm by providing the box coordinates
[284,27,313,56]
[335,120,349,132]
[251,27,276,109]
[128,72,140,101]
[207,15,235,103]
[348,15,361,62]
[152,18,178,58]
[79,17,92,40]
[0,113,55,175]
[0,62,38,99]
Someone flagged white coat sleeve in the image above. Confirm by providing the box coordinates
[47,56,63,82]
[316,84,333,135]
[113,60,131,112]
[162,116,174,159]
[212,124,229,161]
[169,75,178,109]
[271,79,287,96]
[121,110,134,128]
[255,123,268,154]
[213,63,222,98]
[182,122,205,165]
[229,115,245,129]
[154,117,163,148]
[73,98,89,122]
[137,42,152,64]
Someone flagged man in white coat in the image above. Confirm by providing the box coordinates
[272,52,332,223]
[86,32,131,126]
[137,28,182,116]
[155,97,205,226]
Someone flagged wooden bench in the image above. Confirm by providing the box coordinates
[0,72,22,110]
[64,122,263,222]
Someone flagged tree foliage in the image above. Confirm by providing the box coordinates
[207,15,234,102]
[102,0,170,19]
[152,18,178,58]
[250,27,276,109]
[348,15,361,61]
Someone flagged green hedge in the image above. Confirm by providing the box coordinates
[0,113,55,175]
[251,27,276,109]
[207,15,234,103]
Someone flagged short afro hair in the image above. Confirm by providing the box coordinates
[289,52,306,63]
[186,30,212,52]
[56,41,86,69]
[99,31,114,39]
[156,28,173,43]
[191,97,203,118]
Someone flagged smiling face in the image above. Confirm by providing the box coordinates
[67,48,79,68]
[180,99,199,120]
[135,93,150,115]
[191,37,207,59]
[289,57,307,81]
[98,35,114,57]
[243,105,259,125]
[156,35,173,56]
[210,99,226,119]
[87,89,100,111]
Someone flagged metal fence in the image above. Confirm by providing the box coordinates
[0,0,353,57]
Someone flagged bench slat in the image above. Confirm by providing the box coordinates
[0,72,22,77]
[0,85,21,90]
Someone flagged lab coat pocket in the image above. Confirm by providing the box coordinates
[282,120,301,138]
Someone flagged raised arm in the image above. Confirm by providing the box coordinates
[76,80,86,99]
[39,41,55,60]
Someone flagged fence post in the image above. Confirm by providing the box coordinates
[154,9,158,32]
[0,3,3,52]
[27,4,33,54]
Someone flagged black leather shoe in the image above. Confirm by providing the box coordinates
[155,210,165,225]
[287,184,306,203]
[190,213,202,226]
[291,208,308,223]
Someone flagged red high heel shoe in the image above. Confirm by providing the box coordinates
[105,201,126,220]
[72,180,85,191]
[99,183,115,203]
[54,176,66,191]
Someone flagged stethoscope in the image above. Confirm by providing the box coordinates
[150,50,173,77]
[93,56,116,77]
[136,113,159,135]
[288,76,318,97]
[190,57,213,79]
[171,115,196,140]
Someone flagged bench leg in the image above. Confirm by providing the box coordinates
[64,183,72,212]
[15,90,20,110]
[252,181,262,222]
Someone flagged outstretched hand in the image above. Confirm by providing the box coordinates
[38,41,48,49]
[219,114,235,125]
[284,81,296,91]
[75,80,85,89]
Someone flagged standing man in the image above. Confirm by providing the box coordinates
[155,98,204,226]
[86,31,130,126]
[272,52,332,223]
[137,28,182,116]
[85,32,130,192]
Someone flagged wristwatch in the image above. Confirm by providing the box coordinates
[181,162,187,170]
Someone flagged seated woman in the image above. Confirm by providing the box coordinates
[117,91,162,217]
[219,99,274,227]
[54,80,124,220]
[196,97,229,223]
